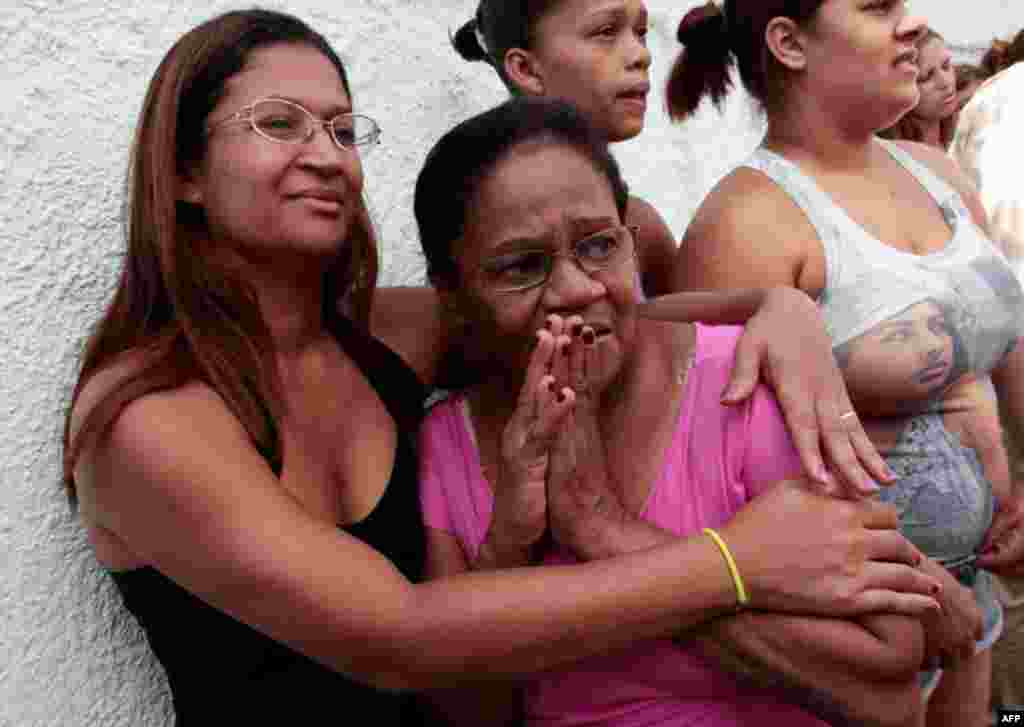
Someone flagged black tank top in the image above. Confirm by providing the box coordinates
[110,313,431,725]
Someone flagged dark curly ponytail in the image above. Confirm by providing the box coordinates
[451,0,561,93]
[666,1,827,121]
[666,2,735,119]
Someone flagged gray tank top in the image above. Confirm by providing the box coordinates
[745,139,1024,387]
[741,140,1023,648]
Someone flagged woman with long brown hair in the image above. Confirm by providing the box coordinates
[668,1,1024,724]
[878,29,958,149]
[63,7,941,725]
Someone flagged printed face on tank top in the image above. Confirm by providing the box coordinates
[827,248,1024,414]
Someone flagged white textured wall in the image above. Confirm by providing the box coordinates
[2,2,1020,725]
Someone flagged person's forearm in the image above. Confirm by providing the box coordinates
[569,511,926,680]
[389,535,737,689]
[694,613,925,727]
[639,288,770,324]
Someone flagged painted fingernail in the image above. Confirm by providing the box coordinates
[548,380,557,393]
[563,345,571,356]
[931,583,942,595]
[545,319,554,330]
[583,329,596,345]
[571,323,583,337]
[860,476,881,493]
[815,466,836,486]
[557,391,566,403]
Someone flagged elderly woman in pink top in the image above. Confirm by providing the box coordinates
[414,97,962,727]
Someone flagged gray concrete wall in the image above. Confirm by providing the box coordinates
[2,2,1021,724]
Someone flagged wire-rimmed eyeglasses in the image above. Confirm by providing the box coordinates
[478,225,639,293]
[205,98,381,152]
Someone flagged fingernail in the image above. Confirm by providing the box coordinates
[557,391,566,403]
[583,329,596,345]
[931,583,942,595]
[859,476,881,493]
[815,465,835,486]
[548,380,556,393]
[883,464,897,481]
[545,319,553,330]
[562,345,571,357]
[571,323,583,337]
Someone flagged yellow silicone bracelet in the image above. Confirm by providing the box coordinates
[703,527,750,609]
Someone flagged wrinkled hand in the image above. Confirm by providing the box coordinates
[918,558,983,667]
[483,327,574,567]
[640,287,892,498]
[544,316,626,558]
[978,491,1024,576]
[719,479,941,617]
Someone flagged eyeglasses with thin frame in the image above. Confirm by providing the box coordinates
[478,224,639,293]
[205,98,381,152]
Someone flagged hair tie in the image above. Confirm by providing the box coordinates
[677,1,728,46]
[474,22,491,60]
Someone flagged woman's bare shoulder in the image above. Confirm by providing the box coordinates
[70,352,157,445]
[677,168,813,290]
[691,167,809,235]
[73,359,240,493]
[72,360,246,565]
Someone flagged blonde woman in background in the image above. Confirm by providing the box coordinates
[879,28,958,149]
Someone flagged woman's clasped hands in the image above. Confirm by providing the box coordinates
[480,313,609,567]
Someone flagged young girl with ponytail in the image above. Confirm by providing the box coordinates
[451,0,677,296]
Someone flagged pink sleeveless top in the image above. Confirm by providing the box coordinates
[419,325,826,727]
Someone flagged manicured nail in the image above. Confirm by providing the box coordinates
[548,380,556,393]
[860,476,881,493]
[583,329,596,345]
[571,323,583,337]
[562,345,571,356]
[557,391,566,403]
[931,583,941,595]
[545,319,553,330]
